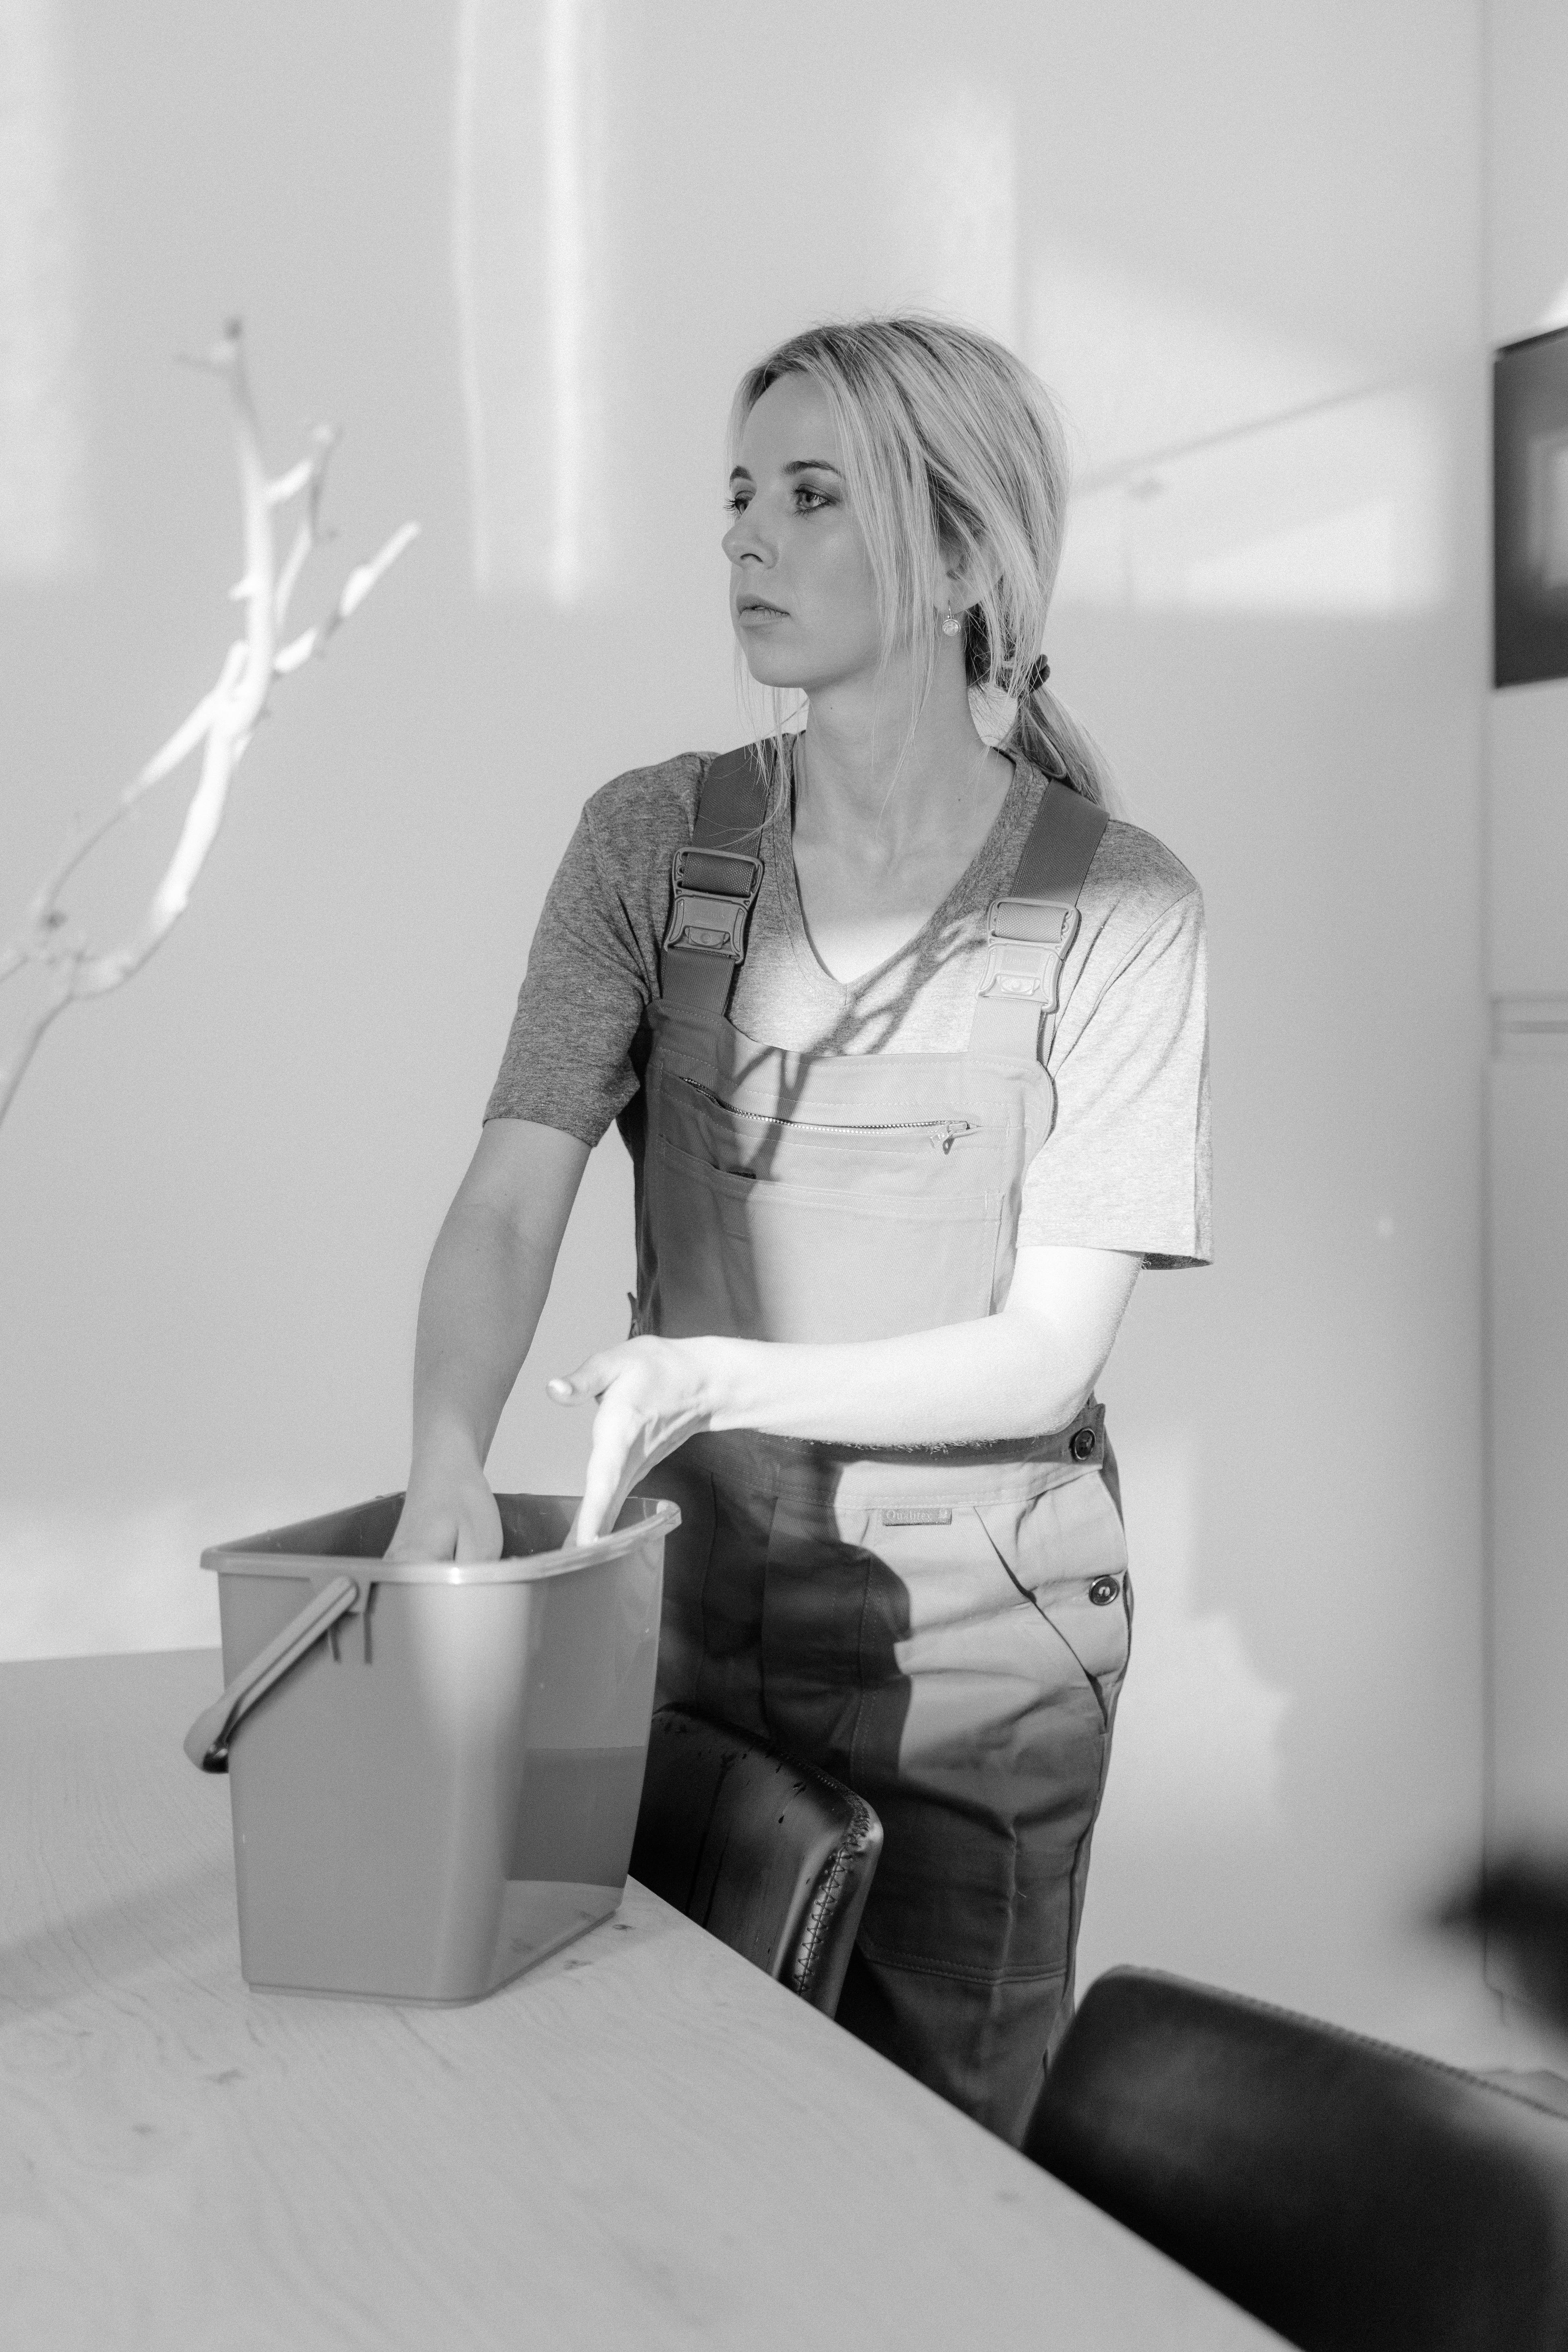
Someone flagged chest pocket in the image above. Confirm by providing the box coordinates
[659,1069,992,1194]
[644,1064,1012,1345]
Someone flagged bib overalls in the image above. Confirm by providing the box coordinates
[630,748,1132,2145]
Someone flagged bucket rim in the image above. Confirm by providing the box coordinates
[200,1492,681,1587]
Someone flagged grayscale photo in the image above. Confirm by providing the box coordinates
[3,3,1567,2346]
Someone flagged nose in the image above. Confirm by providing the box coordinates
[722,504,772,570]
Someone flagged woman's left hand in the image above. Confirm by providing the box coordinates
[547,1336,717,1544]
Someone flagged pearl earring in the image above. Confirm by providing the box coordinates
[940,607,961,637]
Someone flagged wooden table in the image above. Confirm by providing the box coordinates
[1,1651,1282,2350]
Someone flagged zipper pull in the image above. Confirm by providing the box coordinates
[936,1120,973,1154]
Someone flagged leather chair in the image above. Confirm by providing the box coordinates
[629,1707,882,2015]
[1025,1966,1568,2352]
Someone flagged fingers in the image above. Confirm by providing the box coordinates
[548,1336,695,1546]
[572,1387,644,1546]
[387,1467,502,1565]
[573,1458,623,1548]
[546,1347,621,1406]
[550,1353,634,1541]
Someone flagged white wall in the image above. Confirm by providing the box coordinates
[0,0,1526,2062]
[1026,4,1501,2063]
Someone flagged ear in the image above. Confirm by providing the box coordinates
[940,537,996,617]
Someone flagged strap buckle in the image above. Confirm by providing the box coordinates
[663,846,763,960]
[977,897,1079,1012]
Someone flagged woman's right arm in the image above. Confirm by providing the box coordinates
[385,1118,591,1562]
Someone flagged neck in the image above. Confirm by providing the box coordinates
[794,641,1003,854]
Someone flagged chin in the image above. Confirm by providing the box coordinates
[736,647,811,694]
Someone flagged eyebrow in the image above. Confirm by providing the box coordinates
[727,459,844,483]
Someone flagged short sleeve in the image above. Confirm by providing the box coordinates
[484,814,653,1146]
[1017,886,1212,1268]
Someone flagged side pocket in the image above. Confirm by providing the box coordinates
[975,1472,1131,1723]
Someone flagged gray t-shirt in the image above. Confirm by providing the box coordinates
[485,746,1211,1268]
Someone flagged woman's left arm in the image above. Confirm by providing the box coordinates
[550,1244,1140,1541]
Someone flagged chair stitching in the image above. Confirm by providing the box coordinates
[791,1784,877,1998]
[787,1771,878,2000]
[791,1847,852,2002]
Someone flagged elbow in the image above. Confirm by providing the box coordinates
[1009,1328,1106,1442]
[1040,1376,1098,1441]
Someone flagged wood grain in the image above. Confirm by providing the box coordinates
[0,1651,1282,2350]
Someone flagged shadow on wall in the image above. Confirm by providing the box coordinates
[1059,382,1450,621]
[1098,1427,1291,1843]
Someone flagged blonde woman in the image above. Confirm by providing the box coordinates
[390,318,1210,2145]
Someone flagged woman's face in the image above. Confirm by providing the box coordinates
[722,373,883,695]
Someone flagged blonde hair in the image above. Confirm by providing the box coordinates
[729,315,1115,808]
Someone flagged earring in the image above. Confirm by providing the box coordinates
[940,607,961,638]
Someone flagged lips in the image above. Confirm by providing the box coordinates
[737,597,787,616]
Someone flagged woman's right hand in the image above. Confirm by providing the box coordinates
[385,1451,504,1564]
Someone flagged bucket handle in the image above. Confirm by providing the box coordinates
[183,1573,360,1774]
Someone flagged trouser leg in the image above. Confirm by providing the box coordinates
[834,1946,1071,2146]
[833,1758,1106,2145]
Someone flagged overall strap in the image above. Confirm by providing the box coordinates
[658,744,772,1014]
[968,779,1109,1064]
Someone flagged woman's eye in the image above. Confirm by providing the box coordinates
[722,485,833,518]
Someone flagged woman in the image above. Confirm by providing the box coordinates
[389,317,1210,2146]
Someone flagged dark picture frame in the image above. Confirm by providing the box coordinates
[1495,324,1568,688]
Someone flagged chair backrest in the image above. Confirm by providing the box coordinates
[629,1707,882,2014]
[1025,1966,1568,2352]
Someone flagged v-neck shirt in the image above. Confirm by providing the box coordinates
[772,735,1015,997]
[484,746,1211,1267]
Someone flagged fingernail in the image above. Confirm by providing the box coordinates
[546,1378,571,1399]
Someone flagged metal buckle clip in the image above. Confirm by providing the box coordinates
[977,897,1079,1011]
[664,848,763,959]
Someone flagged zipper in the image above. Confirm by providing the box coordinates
[672,1074,975,1153]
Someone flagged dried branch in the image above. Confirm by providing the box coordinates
[0,321,418,1130]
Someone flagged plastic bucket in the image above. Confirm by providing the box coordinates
[184,1491,680,2004]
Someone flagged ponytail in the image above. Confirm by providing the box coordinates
[964,627,1118,814]
[1010,678,1118,813]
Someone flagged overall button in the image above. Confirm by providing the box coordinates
[1088,1576,1120,1607]
[1070,1427,1097,1463]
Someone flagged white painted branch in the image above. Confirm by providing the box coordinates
[275,522,421,672]
[0,323,417,1132]
[273,427,337,634]
[134,685,225,794]
[339,522,421,621]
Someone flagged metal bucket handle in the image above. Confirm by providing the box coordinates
[183,1573,360,1774]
